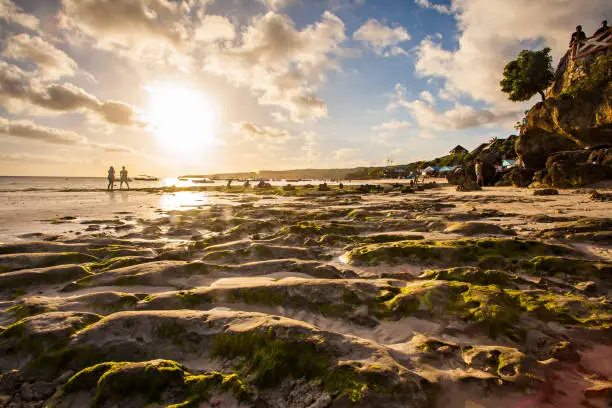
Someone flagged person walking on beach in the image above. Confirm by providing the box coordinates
[475,159,484,187]
[119,166,130,190]
[107,166,115,191]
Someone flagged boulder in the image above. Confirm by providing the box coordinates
[503,167,535,187]
[533,150,611,188]
[534,189,559,196]
[516,117,580,169]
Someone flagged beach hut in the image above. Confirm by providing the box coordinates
[438,165,458,174]
[502,159,517,168]
[450,145,469,155]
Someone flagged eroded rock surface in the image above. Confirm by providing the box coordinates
[1,188,610,408]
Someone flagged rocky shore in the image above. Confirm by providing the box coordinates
[0,185,610,407]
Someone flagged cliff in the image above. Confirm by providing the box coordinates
[516,50,611,187]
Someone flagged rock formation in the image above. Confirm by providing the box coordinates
[516,50,611,186]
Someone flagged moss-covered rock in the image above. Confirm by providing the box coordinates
[515,256,611,279]
[0,265,92,298]
[0,312,102,372]
[48,360,252,408]
[0,252,98,272]
[444,222,514,236]
[347,238,573,266]
[421,267,522,287]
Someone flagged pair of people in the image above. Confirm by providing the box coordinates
[107,166,130,191]
[570,21,608,46]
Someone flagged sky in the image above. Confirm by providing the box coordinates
[0,0,609,176]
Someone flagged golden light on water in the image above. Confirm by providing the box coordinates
[145,83,219,154]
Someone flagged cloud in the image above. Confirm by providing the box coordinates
[414,0,610,105]
[233,121,293,140]
[0,152,82,163]
[414,0,452,14]
[90,142,134,153]
[0,62,143,127]
[0,117,134,153]
[353,19,410,56]
[59,0,191,50]
[260,0,295,11]
[333,147,359,161]
[2,34,78,80]
[195,15,236,42]
[0,0,39,30]
[203,11,347,122]
[419,90,435,105]
[371,120,411,132]
[407,100,519,131]
[384,82,520,135]
[0,117,87,145]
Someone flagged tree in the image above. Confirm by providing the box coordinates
[500,48,555,102]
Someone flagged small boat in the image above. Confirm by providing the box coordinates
[134,175,159,181]
[191,179,215,184]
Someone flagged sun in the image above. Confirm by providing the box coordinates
[145,83,219,151]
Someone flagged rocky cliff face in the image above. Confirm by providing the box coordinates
[517,52,611,171]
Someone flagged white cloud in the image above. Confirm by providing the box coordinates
[3,34,78,80]
[0,117,87,145]
[0,62,144,127]
[58,0,213,65]
[384,81,520,136]
[333,147,359,161]
[385,83,412,111]
[419,90,435,105]
[414,0,452,14]
[260,0,295,11]
[371,120,411,132]
[195,15,236,43]
[233,121,293,140]
[414,0,610,105]
[0,0,39,31]
[0,116,134,153]
[353,19,410,56]
[0,152,85,163]
[204,11,347,122]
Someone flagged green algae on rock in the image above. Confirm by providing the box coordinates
[47,360,253,408]
[347,238,573,266]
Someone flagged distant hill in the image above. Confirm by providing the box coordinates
[181,167,366,180]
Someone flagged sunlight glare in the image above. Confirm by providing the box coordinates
[146,83,219,152]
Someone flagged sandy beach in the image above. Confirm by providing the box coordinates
[1,183,611,407]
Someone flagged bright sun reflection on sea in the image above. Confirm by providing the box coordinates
[159,192,210,212]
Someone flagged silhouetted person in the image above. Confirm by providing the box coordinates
[594,20,609,37]
[339,182,344,190]
[107,166,115,191]
[569,25,587,46]
[475,159,484,187]
[227,179,233,188]
[119,166,130,190]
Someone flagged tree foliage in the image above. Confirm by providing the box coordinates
[500,48,555,102]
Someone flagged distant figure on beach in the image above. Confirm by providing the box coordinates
[569,25,587,46]
[339,182,344,190]
[119,166,130,190]
[594,20,609,37]
[107,166,115,191]
[243,180,251,188]
[475,159,484,187]
[227,179,233,188]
